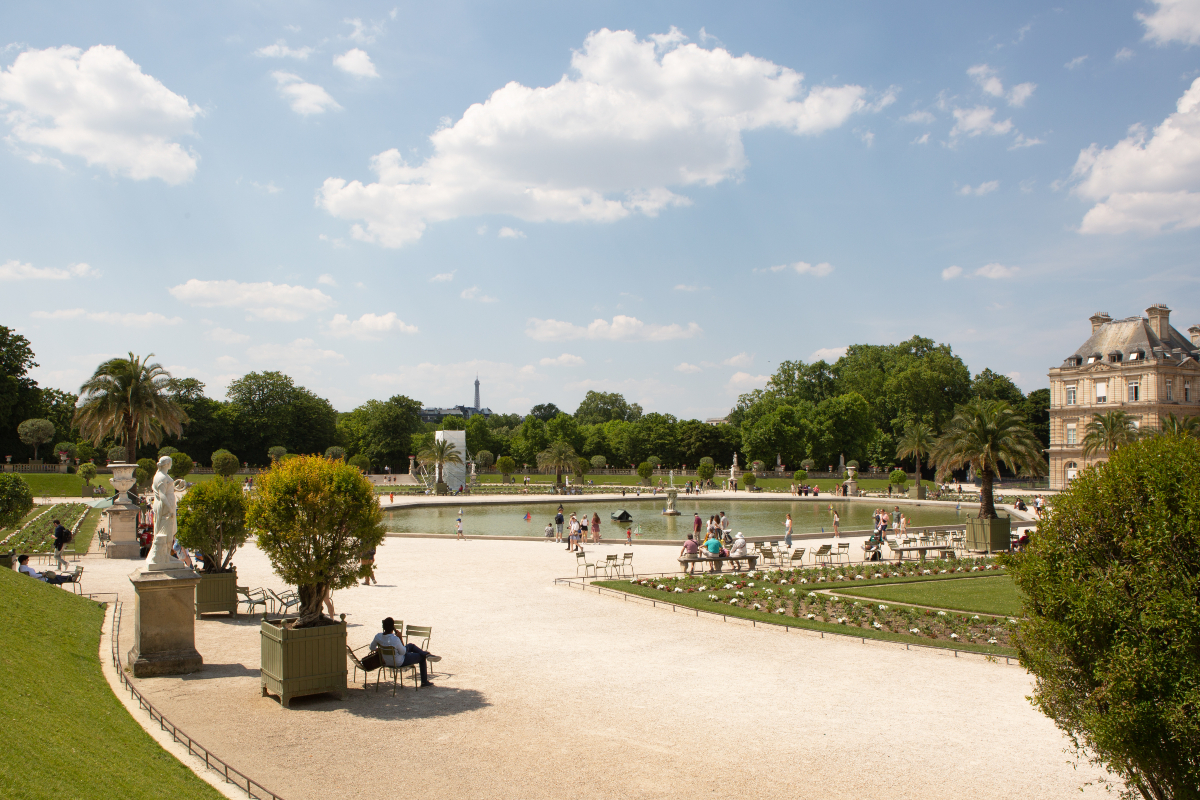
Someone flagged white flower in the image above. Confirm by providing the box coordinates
[853,601,860,606]
[1007,618,1017,624]
[753,603,761,610]
[766,589,775,594]
[878,605,888,610]
[729,599,738,605]
[800,578,808,584]
[910,628,920,634]
[775,608,786,614]
[708,594,718,600]
[630,579,637,584]
[817,577,826,583]
[939,570,947,574]
[656,584,666,590]
[747,582,755,587]
[735,591,744,597]
[674,588,683,593]
[807,613,816,619]
[922,569,931,575]
[950,633,958,639]
[937,611,947,616]
[724,584,734,590]
[837,575,846,581]
[837,617,846,624]
[972,615,980,620]
[788,588,796,595]
[698,586,707,591]
[987,638,998,645]
[873,621,882,629]
[855,574,865,580]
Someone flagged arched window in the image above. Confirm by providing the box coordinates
[1065,461,1079,483]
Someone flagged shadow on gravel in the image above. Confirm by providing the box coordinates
[181,662,260,679]
[284,684,491,719]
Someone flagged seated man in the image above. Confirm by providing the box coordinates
[679,534,700,574]
[703,533,724,572]
[16,555,73,585]
[727,532,749,569]
[369,617,441,687]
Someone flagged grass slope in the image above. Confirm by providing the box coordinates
[0,569,224,800]
[833,576,1024,616]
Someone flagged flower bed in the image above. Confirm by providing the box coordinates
[0,503,89,552]
[595,557,1017,654]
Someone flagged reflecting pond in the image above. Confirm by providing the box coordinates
[385,498,968,540]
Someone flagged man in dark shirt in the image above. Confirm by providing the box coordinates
[52,519,71,570]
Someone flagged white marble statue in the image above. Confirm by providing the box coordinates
[145,456,189,571]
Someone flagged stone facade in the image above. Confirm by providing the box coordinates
[1047,305,1200,489]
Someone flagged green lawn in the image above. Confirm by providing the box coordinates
[16,472,223,497]
[833,575,1024,617]
[0,569,225,799]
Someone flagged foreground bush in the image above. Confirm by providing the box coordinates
[1008,436,1200,800]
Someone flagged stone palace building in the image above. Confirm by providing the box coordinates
[1047,305,1200,489]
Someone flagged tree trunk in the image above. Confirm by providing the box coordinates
[127,421,137,462]
[293,584,327,628]
[979,467,997,519]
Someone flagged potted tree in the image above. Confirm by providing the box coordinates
[249,454,384,708]
[177,476,249,618]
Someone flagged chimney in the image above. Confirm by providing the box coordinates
[1089,312,1112,333]
[1146,304,1171,340]
[1190,325,1200,347]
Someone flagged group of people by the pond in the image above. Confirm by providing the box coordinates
[788,483,821,496]
[549,506,606,550]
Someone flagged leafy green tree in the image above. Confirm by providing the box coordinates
[157,445,178,458]
[324,446,346,461]
[1009,436,1200,799]
[335,394,423,472]
[440,415,465,431]
[75,353,188,462]
[511,415,549,466]
[636,461,653,483]
[931,399,1045,519]
[528,403,562,422]
[590,454,607,470]
[0,473,34,528]
[741,405,813,467]
[536,440,577,486]
[888,469,908,487]
[636,413,679,467]
[574,391,642,425]
[546,412,583,452]
[168,452,193,479]
[249,455,384,627]
[135,458,156,488]
[40,388,80,445]
[475,450,495,468]
[676,419,725,466]
[347,454,371,473]
[177,476,249,573]
[1022,388,1051,451]
[496,455,516,481]
[268,446,287,462]
[811,392,874,466]
[696,462,715,482]
[78,463,97,486]
[226,371,337,464]
[970,368,1025,405]
[896,421,935,487]
[1082,410,1140,458]
[417,438,462,485]
[791,468,806,481]
[0,326,45,463]
[742,472,757,488]
[211,449,240,477]
[465,414,493,457]
[574,456,589,479]
[17,418,55,460]
[160,378,233,464]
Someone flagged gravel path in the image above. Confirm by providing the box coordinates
[79,536,1108,799]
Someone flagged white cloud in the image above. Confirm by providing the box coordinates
[256,41,313,60]
[317,273,337,286]
[1010,133,1044,149]
[539,353,585,367]
[429,271,455,282]
[207,327,250,345]
[526,315,702,342]
[1140,0,1200,44]
[810,346,848,362]
[251,180,282,194]
[722,352,753,367]
[675,362,703,373]
[950,106,1014,138]
[460,286,498,303]
[0,45,200,183]
[967,64,1036,107]
[344,18,382,45]
[912,132,930,145]
[942,265,963,280]
[673,284,699,292]
[245,338,345,373]
[169,278,333,321]
[0,260,95,280]
[1007,371,1022,382]
[1115,47,1136,62]
[32,309,181,327]
[974,263,1019,279]
[327,312,417,339]
[1065,55,1089,70]
[498,226,526,239]
[272,71,340,115]
[333,49,378,78]
[958,180,999,196]
[1072,77,1200,234]
[726,371,769,392]
[758,260,833,277]
[318,28,879,247]
[902,110,935,124]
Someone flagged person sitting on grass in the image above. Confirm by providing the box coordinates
[16,555,73,585]
[370,617,441,687]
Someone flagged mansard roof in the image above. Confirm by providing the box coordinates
[1062,316,1198,368]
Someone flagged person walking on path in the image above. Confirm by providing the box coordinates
[784,513,793,550]
[361,546,378,585]
[456,517,464,540]
[832,509,840,538]
[52,518,71,570]
[591,513,601,544]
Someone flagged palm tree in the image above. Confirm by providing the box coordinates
[416,439,462,486]
[896,421,936,493]
[536,440,578,486]
[74,353,188,460]
[1081,409,1140,458]
[1144,412,1200,440]
[931,398,1045,519]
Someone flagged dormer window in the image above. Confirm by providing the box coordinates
[1087,355,1101,364]
[1129,350,1144,361]
[1108,352,1122,363]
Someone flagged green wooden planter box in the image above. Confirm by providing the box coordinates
[966,516,1012,553]
[260,617,346,708]
[194,569,238,618]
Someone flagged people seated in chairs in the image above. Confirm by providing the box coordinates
[727,532,749,568]
[16,555,74,585]
[370,617,441,688]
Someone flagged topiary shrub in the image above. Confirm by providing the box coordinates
[0,473,34,528]
[268,446,287,462]
[248,455,384,628]
[792,469,807,481]
[78,463,97,486]
[157,445,178,458]
[888,469,908,486]
[53,442,77,463]
[107,445,128,463]
[590,455,607,470]
[177,476,249,573]
[742,473,757,488]
[168,452,193,480]
[801,458,816,471]
[347,454,371,473]
[474,450,494,469]
[1008,435,1200,799]
[846,460,859,469]
[574,457,589,478]
[646,455,662,468]
[135,458,156,488]
[750,460,765,473]
[496,455,516,482]
[697,462,715,482]
[17,418,55,460]
[324,446,346,461]
[636,461,653,483]
[211,449,239,477]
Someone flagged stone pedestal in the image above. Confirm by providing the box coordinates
[105,506,140,559]
[128,567,203,677]
[843,479,859,497]
[663,489,681,515]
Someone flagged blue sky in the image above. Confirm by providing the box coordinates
[2,1,1199,418]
